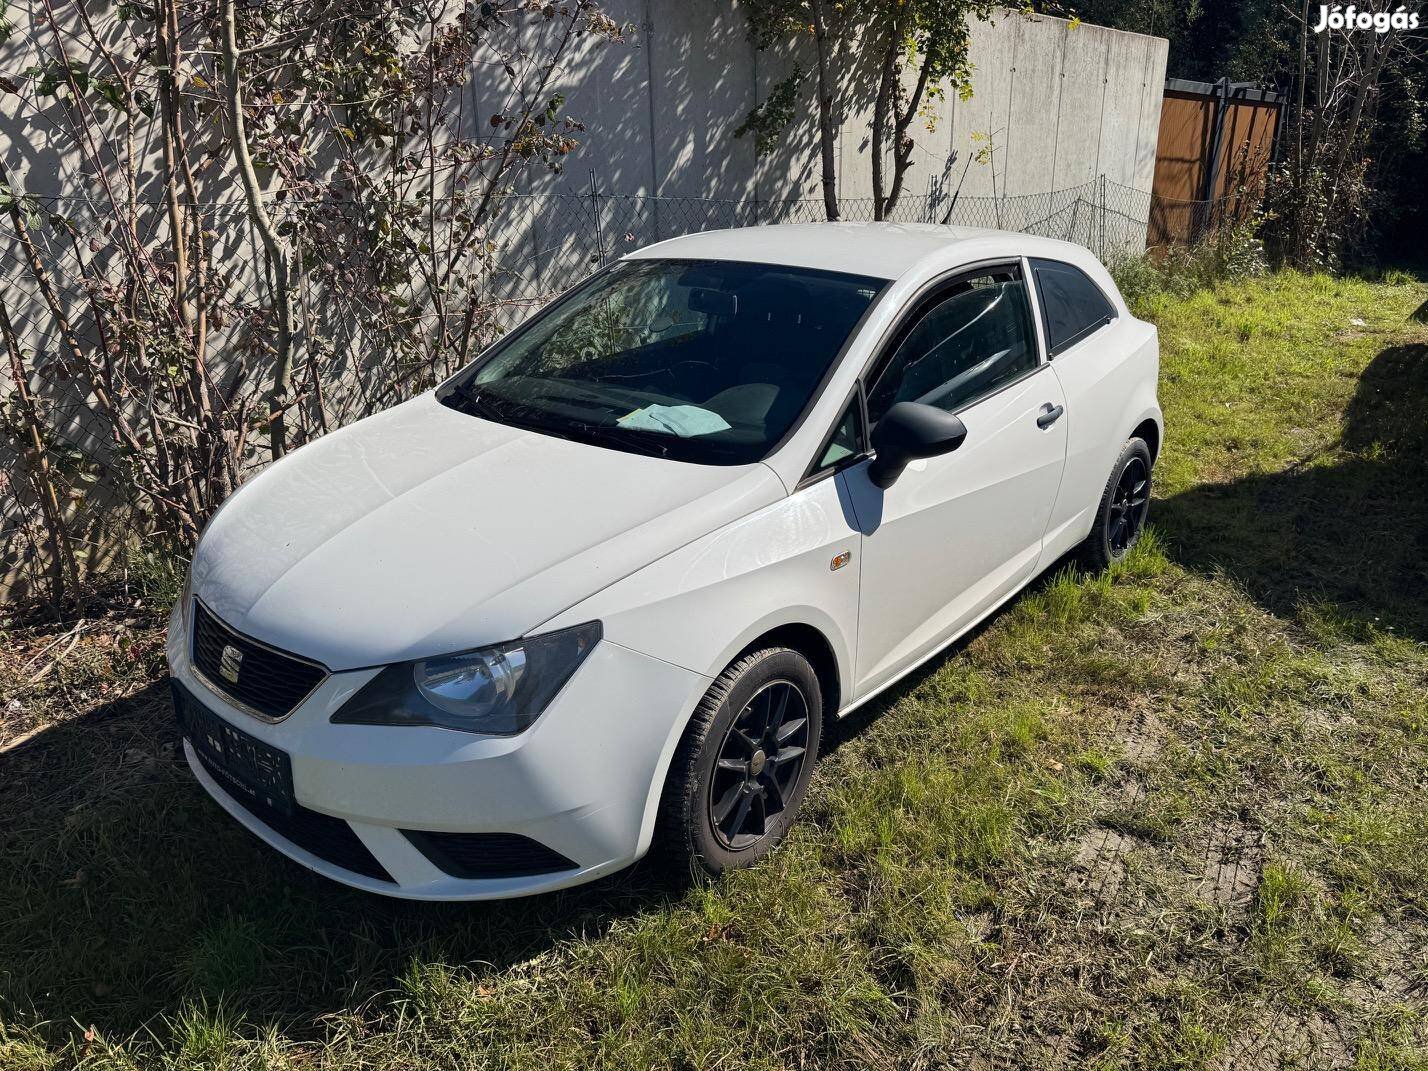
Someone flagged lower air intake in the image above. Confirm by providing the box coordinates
[402,830,578,880]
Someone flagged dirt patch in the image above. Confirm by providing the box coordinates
[1187,818,1265,913]
[1120,713,1166,765]
[1069,825,1145,903]
[1358,919,1428,1003]
[1215,1006,1356,1071]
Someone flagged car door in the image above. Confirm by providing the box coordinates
[1029,256,1144,563]
[840,261,1068,697]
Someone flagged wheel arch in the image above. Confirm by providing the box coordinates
[1131,416,1162,463]
[632,610,850,859]
[730,621,842,721]
[698,606,852,720]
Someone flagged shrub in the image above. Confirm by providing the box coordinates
[1109,221,1267,312]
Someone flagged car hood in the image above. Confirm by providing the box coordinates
[190,393,784,670]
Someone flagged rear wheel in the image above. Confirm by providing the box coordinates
[657,647,822,876]
[1078,437,1153,571]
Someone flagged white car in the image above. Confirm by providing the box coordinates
[167,223,1160,900]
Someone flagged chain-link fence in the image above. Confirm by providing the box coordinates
[493,177,1154,304]
[1,174,1172,602]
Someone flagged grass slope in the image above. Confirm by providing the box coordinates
[1,269,1425,1070]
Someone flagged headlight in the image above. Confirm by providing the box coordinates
[331,622,601,735]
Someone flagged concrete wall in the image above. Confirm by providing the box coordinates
[468,3,1166,283]
[535,3,1167,207]
[0,3,1166,235]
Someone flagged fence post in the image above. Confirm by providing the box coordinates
[1099,174,1107,258]
[589,169,606,267]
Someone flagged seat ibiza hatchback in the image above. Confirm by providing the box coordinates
[168,223,1161,899]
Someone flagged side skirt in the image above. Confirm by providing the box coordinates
[834,553,1059,719]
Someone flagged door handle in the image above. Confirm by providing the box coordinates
[1036,404,1064,429]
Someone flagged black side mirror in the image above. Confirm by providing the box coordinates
[868,402,968,488]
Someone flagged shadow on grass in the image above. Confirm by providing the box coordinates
[1159,342,1428,642]
[0,682,693,1040]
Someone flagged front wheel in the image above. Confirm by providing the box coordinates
[1078,437,1153,571]
[656,647,823,877]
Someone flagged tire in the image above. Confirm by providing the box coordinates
[656,647,823,877]
[1077,436,1153,572]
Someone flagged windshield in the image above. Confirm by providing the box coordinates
[437,258,886,464]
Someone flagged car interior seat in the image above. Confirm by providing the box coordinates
[702,276,816,435]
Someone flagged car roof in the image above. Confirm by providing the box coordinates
[623,222,1096,282]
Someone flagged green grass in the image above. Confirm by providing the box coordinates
[2,269,1426,1069]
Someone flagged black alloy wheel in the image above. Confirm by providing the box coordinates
[657,646,824,876]
[1107,455,1150,555]
[1078,436,1154,571]
[707,680,811,850]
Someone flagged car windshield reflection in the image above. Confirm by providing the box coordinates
[438,259,886,464]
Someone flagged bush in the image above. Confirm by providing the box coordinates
[1109,221,1267,312]
[1258,162,1372,272]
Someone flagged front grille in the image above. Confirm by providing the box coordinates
[191,601,327,720]
[193,749,394,883]
[402,830,578,880]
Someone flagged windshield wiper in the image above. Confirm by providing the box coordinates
[443,379,674,458]
[563,421,673,458]
[443,378,504,420]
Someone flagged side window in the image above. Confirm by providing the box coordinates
[1030,258,1116,356]
[813,398,864,474]
[866,267,1038,428]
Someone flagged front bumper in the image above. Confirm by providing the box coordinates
[166,604,710,900]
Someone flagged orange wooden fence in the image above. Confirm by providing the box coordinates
[1149,79,1283,247]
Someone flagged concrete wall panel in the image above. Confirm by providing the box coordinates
[750,36,824,204]
[835,30,881,205]
[1002,16,1064,198]
[1133,37,1170,194]
[541,0,652,197]
[1097,30,1152,188]
[947,15,1015,200]
[647,0,759,202]
[1052,23,1109,194]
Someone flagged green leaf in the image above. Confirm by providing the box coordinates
[96,78,126,110]
[33,59,90,97]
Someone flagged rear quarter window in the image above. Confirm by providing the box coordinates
[1031,258,1116,356]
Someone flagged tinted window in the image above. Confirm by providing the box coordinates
[814,399,863,472]
[1031,258,1115,355]
[437,259,884,465]
[867,267,1038,427]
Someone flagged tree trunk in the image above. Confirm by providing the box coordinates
[1,304,79,611]
[870,23,898,220]
[155,8,192,335]
[1306,29,1330,171]
[1330,33,1393,207]
[220,0,298,461]
[809,0,840,221]
[886,50,934,219]
[1293,0,1309,178]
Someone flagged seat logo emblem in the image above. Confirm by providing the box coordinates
[219,644,244,683]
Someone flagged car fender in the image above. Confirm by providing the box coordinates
[535,472,860,856]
